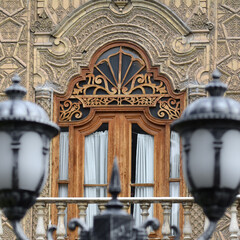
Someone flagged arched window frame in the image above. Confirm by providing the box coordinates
[52,42,186,237]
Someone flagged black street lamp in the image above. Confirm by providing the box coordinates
[0,75,59,239]
[171,69,240,239]
[0,76,159,240]
[1,70,240,240]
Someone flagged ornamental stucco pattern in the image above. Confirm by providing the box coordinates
[33,0,212,95]
[0,0,240,239]
[217,0,240,96]
[0,0,31,99]
[0,0,32,237]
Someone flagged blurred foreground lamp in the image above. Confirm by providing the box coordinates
[0,75,59,238]
[0,76,159,240]
[171,70,240,239]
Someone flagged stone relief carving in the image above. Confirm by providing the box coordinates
[0,0,29,96]
[1,0,239,239]
[34,0,211,95]
[0,0,24,16]
[45,0,206,25]
[188,7,214,31]
[46,0,90,24]
[31,9,53,33]
[191,204,205,238]
[217,1,240,92]
[110,0,133,14]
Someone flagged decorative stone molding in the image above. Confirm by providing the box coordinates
[0,0,29,94]
[0,0,24,17]
[113,0,129,11]
[37,0,45,16]
[188,7,214,31]
[187,85,206,104]
[217,2,240,93]
[45,0,205,25]
[35,84,52,117]
[110,0,132,14]
[33,0,212,94]
[31,9,53,33]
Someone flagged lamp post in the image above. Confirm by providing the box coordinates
[171,69,240,239]
[0,75,159,240]
[2,70,240,240]
[0,75,59,239]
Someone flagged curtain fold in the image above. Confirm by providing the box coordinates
[170,131,180,178]
[59,131,69,230]
[59,131,69,181]
[133,133,154,226]
[170,131,180,229]
[84,130,108,226]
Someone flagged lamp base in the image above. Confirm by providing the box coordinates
[192,188,238,222]
[0,189,38,221]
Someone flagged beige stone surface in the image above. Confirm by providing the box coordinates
[0,0,239,239]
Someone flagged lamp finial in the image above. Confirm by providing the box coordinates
[205,69,227,97]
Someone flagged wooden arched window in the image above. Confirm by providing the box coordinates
[52,42,186,234]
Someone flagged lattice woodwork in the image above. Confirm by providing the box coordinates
[56,43,184,123]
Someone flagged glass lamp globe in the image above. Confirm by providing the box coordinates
[171,70,240,238]
[0,75,59,233]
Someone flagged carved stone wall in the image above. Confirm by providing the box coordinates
[44,0,207,25]
[217,0,240,95]
[0,0,34,239]
[0,0,33,100]
[33,0,213,96]
[0,0,240,239]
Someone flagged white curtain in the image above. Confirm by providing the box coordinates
[170,131,180,178]
[133,134,154,226]
[84,130,108,226]
[59,131,69,181]
[170,131,180,229]
[59,131,69,229]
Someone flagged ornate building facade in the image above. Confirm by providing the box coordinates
[0,0,240,239]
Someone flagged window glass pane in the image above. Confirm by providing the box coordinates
[94,46,146,94]
[131,124,154,185]
[109,54,119,82]
[123,60,143,86]
[121,54,132,82]
[170,131,180,234]
[122,47,142,60]
[170,131,180,178]
[59,129,69,180]
[58,184,68,197]
[96,47,120,63]
[97,62,115,85]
